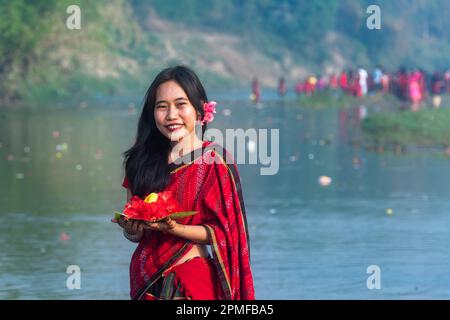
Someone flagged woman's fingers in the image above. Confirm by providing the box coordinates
[137,221,144,233]
[165,217,177,229]
[125,220,138,234]
[131,220,140,234]
[123,220,132,233]
[117,216,126,228]
[144,221,163,231]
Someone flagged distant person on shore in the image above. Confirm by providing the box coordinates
[372,65,383,92]
[347,70,360,97]
[317,75,327,91]
[251,77,261,103]
[339,71,348,92]
[394,67,409,101]
[304,75,317,96]
[444,69,450,93]
[358,66,368,96]
[295,80,304,96]
[277,77,287,97]
[431,71,444,108]
[329,73,339,90]
[408,70,423,111]
[381,71,390,93]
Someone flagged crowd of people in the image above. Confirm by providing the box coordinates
[251,67,450,111]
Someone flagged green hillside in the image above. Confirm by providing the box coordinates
[1,0,449,103]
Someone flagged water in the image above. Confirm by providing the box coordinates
[1,96,450,299]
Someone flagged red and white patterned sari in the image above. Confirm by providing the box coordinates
[122,140,255,300]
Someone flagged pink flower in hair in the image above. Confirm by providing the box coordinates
[200,101,217,125]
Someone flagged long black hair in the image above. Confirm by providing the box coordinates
[123,66,208,198]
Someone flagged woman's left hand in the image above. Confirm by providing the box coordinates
[143,217,177,233]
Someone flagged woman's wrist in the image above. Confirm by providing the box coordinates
[167,222,185,237]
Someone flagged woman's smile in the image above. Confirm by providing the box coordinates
[165,123,184,132]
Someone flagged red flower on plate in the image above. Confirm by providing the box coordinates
[118,191,195,223]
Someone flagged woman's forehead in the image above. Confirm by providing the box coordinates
[156,80,188,101]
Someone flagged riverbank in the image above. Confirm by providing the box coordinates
[362,106,450,150]
[286,90,403,111]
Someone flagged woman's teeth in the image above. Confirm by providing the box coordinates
[167,124,183,131]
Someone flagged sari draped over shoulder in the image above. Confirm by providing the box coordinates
[123,140,255,300]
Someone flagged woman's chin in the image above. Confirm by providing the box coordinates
[167,129,188,142]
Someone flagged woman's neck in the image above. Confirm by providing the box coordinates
[169,134,204,163]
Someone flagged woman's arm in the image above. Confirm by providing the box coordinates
[145,218,211,245]
[167,222,211,245]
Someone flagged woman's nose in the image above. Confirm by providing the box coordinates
[166,105,178,119]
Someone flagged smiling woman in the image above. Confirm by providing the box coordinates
[117,66,255,300]
[153,80,205,159]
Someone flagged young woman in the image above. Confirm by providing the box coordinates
[117,66,255,300]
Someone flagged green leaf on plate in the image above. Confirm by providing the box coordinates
[113,211,124,221]
[167,211,197,220]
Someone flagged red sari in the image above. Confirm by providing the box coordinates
[122,140,255,300]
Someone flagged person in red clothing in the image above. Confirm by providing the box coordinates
[329,73,339,89]
[339,71,348,91]
[251,77,261,103]
[295,80,304,96]
[408,71,423,111]
[117,66,255,300]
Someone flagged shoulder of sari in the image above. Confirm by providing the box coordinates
[169,140,224,174]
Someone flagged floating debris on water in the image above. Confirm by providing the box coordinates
[55,152,63,159]
[318,176,332,186]
[386,208,393,215]
[52,131,60,138]
[308,153,315,160]
[7,154,14,161]
[16,173,24,179]
[56,143,68,152]
[94,148,103,160]
[223,108,231,116]
[75,164,83,171]
[60,232,70,241]
[269,208,277,215]
[24,146,31,153]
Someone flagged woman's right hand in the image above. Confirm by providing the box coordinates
[118,216,145,236]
